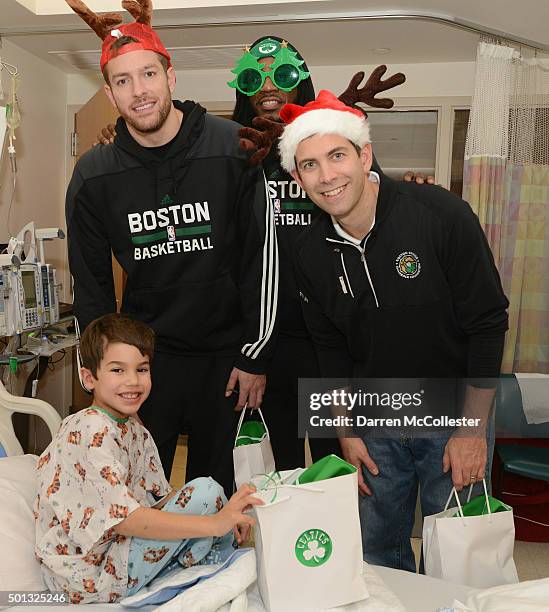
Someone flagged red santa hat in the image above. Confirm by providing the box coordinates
[278,90,371,173]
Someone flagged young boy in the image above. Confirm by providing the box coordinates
[34,313,260,604]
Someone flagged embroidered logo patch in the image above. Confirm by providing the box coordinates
[295,529,332,567]
[257,41,279,56]
[396,251,421,279]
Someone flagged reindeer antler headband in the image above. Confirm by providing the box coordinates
[65,0,171,71]
[237,64,405,165]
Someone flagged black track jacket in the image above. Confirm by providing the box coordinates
[66,100,278,373]
[294,174,509,384]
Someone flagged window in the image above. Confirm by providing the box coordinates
[366,110,438,181]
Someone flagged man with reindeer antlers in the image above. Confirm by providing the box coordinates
[64,0,278,494]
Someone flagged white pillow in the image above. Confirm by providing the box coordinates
[0,454,47,591]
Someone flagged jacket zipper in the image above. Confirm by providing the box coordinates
[339,251,355,298]
[326,236,380,308]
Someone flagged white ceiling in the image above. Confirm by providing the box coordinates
[2,0,549,74]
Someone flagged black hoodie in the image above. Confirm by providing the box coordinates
[66,100,278,373]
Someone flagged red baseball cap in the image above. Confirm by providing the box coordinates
[100,22,171,72]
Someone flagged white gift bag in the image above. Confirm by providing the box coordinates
[233,407,275,489]
[252,467,369,612]
[423,480,519,588]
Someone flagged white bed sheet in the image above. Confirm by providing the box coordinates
[3,604,156,612]
[6,564,479,612]
[374,565,478,611]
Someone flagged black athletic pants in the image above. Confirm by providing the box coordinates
[262,335,340,470]
[139,352,238,496]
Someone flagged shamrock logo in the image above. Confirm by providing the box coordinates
[258,41,278,55]
[295,529,333,567]
[303,539,326,563]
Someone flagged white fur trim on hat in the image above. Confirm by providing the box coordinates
[278,109,371,173]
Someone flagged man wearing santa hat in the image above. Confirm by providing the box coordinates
[278,90,509,571]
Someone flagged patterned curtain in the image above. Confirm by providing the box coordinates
[463,43,549,373]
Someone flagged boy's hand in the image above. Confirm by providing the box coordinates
[233,522,251,545]
[212,484,263,537]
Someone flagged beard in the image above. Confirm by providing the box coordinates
[120,93,173,135]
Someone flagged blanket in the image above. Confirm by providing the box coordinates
[452,577,549,611]
[121,549,406,611]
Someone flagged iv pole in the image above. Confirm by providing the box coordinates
[0,56,20,174]
[0,56,21,241]
[0,60,18,77]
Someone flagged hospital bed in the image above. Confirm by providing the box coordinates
[2,380,544,612]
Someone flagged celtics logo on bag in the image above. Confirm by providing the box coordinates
[295,529,333,567]
[396,251,421,279]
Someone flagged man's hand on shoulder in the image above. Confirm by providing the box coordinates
[402,171,435,185]
[225,367,266,411]
[93,123,117,146]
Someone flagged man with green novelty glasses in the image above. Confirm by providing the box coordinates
[231,37,317,127]
[228,38,310,108]
[231,37,340,471]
